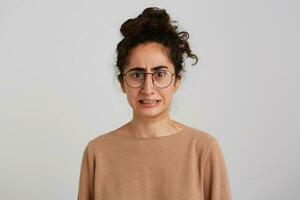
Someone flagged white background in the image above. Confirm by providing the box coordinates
[1,0,299,199]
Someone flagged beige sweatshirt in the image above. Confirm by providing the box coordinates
[77,125,231,200]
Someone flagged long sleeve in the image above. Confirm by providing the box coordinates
[77,143,95,200]
[202,138,231,200]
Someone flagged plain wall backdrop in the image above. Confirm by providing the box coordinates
[1,0,299,199]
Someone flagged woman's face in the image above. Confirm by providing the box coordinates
[121,42,180,119]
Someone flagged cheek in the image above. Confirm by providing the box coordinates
[161,89,176,104]
[126,90,138,107]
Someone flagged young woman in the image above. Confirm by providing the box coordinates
[78,7,231,200]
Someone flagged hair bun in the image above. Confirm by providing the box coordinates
[120,7,175,38]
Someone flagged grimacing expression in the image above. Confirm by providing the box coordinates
[121,42,181,118]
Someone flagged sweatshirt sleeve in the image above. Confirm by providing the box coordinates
[77,143,95,200]
[202,138,231,200]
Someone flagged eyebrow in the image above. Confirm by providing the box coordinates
[126,65,168,72]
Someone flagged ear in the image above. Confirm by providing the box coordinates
[121,81,126,94]
[173,78,181,92]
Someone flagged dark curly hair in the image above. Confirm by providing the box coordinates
[115,7,198,84]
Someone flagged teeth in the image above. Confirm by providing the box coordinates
[144,100,156,103]
[140,99,159,104]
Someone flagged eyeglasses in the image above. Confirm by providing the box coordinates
[122,69,175,88]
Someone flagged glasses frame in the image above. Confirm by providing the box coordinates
[122,70,175,89]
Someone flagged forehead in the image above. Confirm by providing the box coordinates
[125,42,174,71]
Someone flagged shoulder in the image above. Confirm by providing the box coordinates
[83,129,118,155]
[173,120,215,143]
[182,125,222,155]
[184,126,216,144]
[184,127,226,167]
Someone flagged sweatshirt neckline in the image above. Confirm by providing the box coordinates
[111,125,188,141]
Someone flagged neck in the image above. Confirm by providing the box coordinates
[128,111,181,138]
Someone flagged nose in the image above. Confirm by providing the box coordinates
[141,73,154,94]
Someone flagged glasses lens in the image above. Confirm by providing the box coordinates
[125,70,145,88]
[153,70,172,88]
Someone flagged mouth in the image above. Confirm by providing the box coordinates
[138,99,161,105]
[138,99,161,108]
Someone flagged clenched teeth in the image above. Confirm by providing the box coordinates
[139,99,160,104]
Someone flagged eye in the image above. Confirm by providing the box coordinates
[130,71,144,79]
[154,70,167,78]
